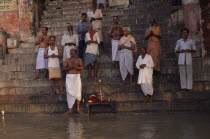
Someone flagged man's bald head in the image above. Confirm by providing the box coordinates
[67,24,73,33]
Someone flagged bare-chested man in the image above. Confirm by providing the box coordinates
[64,48,84,114]
[108,16,123,68]
[34,27,50,79]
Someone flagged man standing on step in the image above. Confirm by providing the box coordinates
[64,48,84,114]
[77,13,90,59]
[145,19,162,75]
[88,2,103,44]
[62,24,78,61]
[34,27,50,80]
[84,24,100,78]
[108,16,123,68]
[44,36,64,95]
[175,28,196,92]
[119,27,137,85]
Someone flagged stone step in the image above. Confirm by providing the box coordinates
[7,47,38,54]
[42,18,169,29]
[115,100,210,112]
[48,0,92,6]
[1,100,210,113]
[0,103,67,113]
[0,81,179,94]
[0,95,66,104]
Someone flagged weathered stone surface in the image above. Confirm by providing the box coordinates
[7,38,19,49]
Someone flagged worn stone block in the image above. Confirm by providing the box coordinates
[7,38,19,49]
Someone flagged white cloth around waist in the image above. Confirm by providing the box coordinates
[66,74,82,100]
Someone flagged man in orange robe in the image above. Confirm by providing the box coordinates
[145,19,162,75]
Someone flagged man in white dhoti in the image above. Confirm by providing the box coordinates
[108,16,123,68]
[136,47,154,103]
[63,48,84,114]
[34,27,50,80]
[44,36,64,95]
[119,27,137,85]
[89,3,103,43]
[62,24,78,61]
[175,28,196,92]
[84,24,100,78]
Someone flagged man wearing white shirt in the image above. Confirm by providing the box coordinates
[61,25,78,61]
[88,2,103,43]
[84,24,100,78]
[175,28,196,92]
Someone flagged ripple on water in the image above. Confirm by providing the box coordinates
[0,112,210,139]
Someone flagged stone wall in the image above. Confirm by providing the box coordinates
[0,0,19,35]
[0,0,41,42]
[200,0,210,56]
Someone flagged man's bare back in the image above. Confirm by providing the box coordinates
[109,24,123,40]
[64,57,83,74]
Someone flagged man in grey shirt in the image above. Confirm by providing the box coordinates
[175,28,196,92]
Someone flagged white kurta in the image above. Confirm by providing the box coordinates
[85,32,100,55]
[61,33,78,61]
[66,74,82,109]
[88,9,103,41]
[136,54,154,96]
[175,38,196,65]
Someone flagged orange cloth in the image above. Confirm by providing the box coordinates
[145,26,161,71]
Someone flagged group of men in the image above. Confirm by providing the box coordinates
[34,2,197,113]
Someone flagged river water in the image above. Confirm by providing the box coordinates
[0,112,210,139]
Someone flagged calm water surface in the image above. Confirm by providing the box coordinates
[0,112,210,139]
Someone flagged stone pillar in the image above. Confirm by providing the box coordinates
[183,0,202,57]
[0,30,8,59]
[200,0,210,56]
[19,0,35,42]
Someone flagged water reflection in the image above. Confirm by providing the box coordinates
[0,113,210,139]
[67,117,84,139]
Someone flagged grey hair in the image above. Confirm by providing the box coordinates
[123,27,131,33]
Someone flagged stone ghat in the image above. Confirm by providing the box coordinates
[1,92,210,113]
[0,0,210,113]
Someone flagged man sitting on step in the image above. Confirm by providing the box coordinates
[34,27,50,80]
[61,24,78,62]
[64,48,84,114]
[44,36,64,95]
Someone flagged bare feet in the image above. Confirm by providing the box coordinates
[144,98,149,103]
[34,76,39,80]
[186,89,191,92]
[64,109,73,115]
[115,63,119,69]
[53,91,57,95]
[60,92,66,95]
[129,82,135,86]
[148,99,153,103]
[121,81,126,86]
[77,109,84,114]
